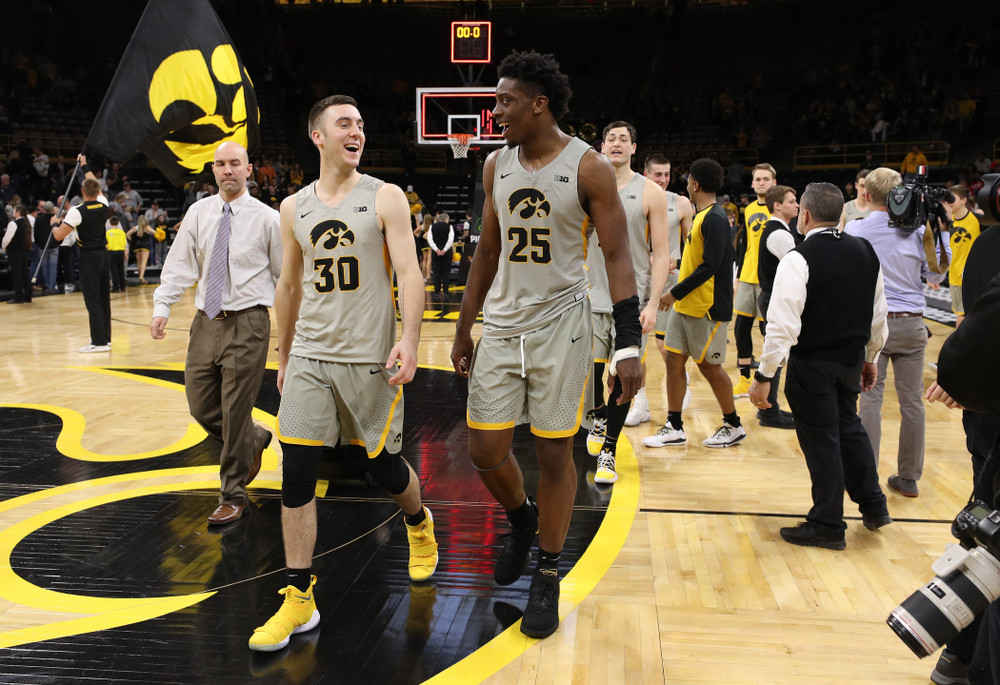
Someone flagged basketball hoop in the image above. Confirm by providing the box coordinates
[447,133,474,159]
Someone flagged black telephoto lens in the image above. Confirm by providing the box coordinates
[977,173,1000,226]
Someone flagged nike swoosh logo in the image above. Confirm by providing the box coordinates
[300,209,315,218]
[294,595,311,601]
[571,335,584,343]
[369,368,384,375]
[500,172,514,179]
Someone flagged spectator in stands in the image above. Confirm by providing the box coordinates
[974,153,993,174]
[900,145,928,181]
[256,157,276,187]
[196,182,215,201]
[32,147,49,199]
[103,163,122,193]
[34,200,58,293]
[289,162,303,186]
[0,174,15,204]
[121,181,142,214]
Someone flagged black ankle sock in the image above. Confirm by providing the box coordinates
[739,365,750,379]
[538,547,561,573]
[404,507,427,526]
[724,412,741,428]
[667,411,683,430]
[287,568,312,593]
[507,497,537,531]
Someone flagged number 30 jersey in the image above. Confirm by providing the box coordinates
[290,177,396,364]
[484,136,591,338]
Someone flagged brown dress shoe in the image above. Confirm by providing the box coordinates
[246,432,272,487]
[208,502,246,525]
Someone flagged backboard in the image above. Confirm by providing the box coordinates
[415,87,504,147]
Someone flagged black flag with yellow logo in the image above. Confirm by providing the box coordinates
[87,0,259,186]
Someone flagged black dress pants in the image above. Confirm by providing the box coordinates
[783,355,887,531]
[431,249,452,294]
[79,249,111,346]
[7,251,31,303]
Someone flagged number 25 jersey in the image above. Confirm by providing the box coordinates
[484,136,591,338]
[291,177,396,364]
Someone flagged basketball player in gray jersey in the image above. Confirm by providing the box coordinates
[627,155,693,426]
[584,122,670,486]
[249,95,437,653]
[451,50,641,639]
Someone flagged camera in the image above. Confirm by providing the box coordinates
[886,165,954,233]
[886,500,1000,658]
[977,172,1000,226]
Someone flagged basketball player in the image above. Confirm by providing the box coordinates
[626,154,693,426]
[732,163,777,398]
[643,158,745,449]
[450,50,641,639]
[249,95,437,652]
[583,122,670,485]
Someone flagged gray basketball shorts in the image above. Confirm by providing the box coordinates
[663,309,727,365]
[277,355,404,457]
[951,286,964,315]
[468,298,593,438]
[734,281,763,320]
[655,270,680,337]
[594,311,649,363]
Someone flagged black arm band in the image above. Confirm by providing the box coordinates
[754,371,774,384]
[611,295,642,350]
[79,164,91,175]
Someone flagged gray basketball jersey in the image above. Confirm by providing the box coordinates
[483,137,591,337]
[290,177,396,363]
[585,172,649,311]
[659,190,683,298]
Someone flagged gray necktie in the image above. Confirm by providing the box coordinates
[203,202,231,319]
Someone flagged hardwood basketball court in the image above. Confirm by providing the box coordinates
[0,286,967,684]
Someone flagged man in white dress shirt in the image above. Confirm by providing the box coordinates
[749,181,891,550]
[151,141,282,525]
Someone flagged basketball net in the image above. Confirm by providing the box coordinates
[447,133,474,159]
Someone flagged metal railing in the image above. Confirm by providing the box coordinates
[794,141,950,171]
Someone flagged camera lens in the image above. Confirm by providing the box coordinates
[886,569,990,657]
[977,173,1000,226]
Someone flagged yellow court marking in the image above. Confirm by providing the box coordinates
[0,469,220,648]
[424,435,641,684]
[3,403,208,463]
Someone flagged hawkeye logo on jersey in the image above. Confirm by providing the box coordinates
[508,188,551,220]
[952,226,973,243]
[309,220,356,250]
[625,194,637,200]
[352,206,369,213]
[553,174,570,183]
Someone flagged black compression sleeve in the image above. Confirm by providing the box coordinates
[612,295,641,350]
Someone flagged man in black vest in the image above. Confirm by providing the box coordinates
[749,182,891,549]
[52,155,112,353]
[754,184,799,429]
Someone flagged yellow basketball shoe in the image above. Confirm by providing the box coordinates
[406,507,439,582]
[732,375,752,399]
[249,576,320,652]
